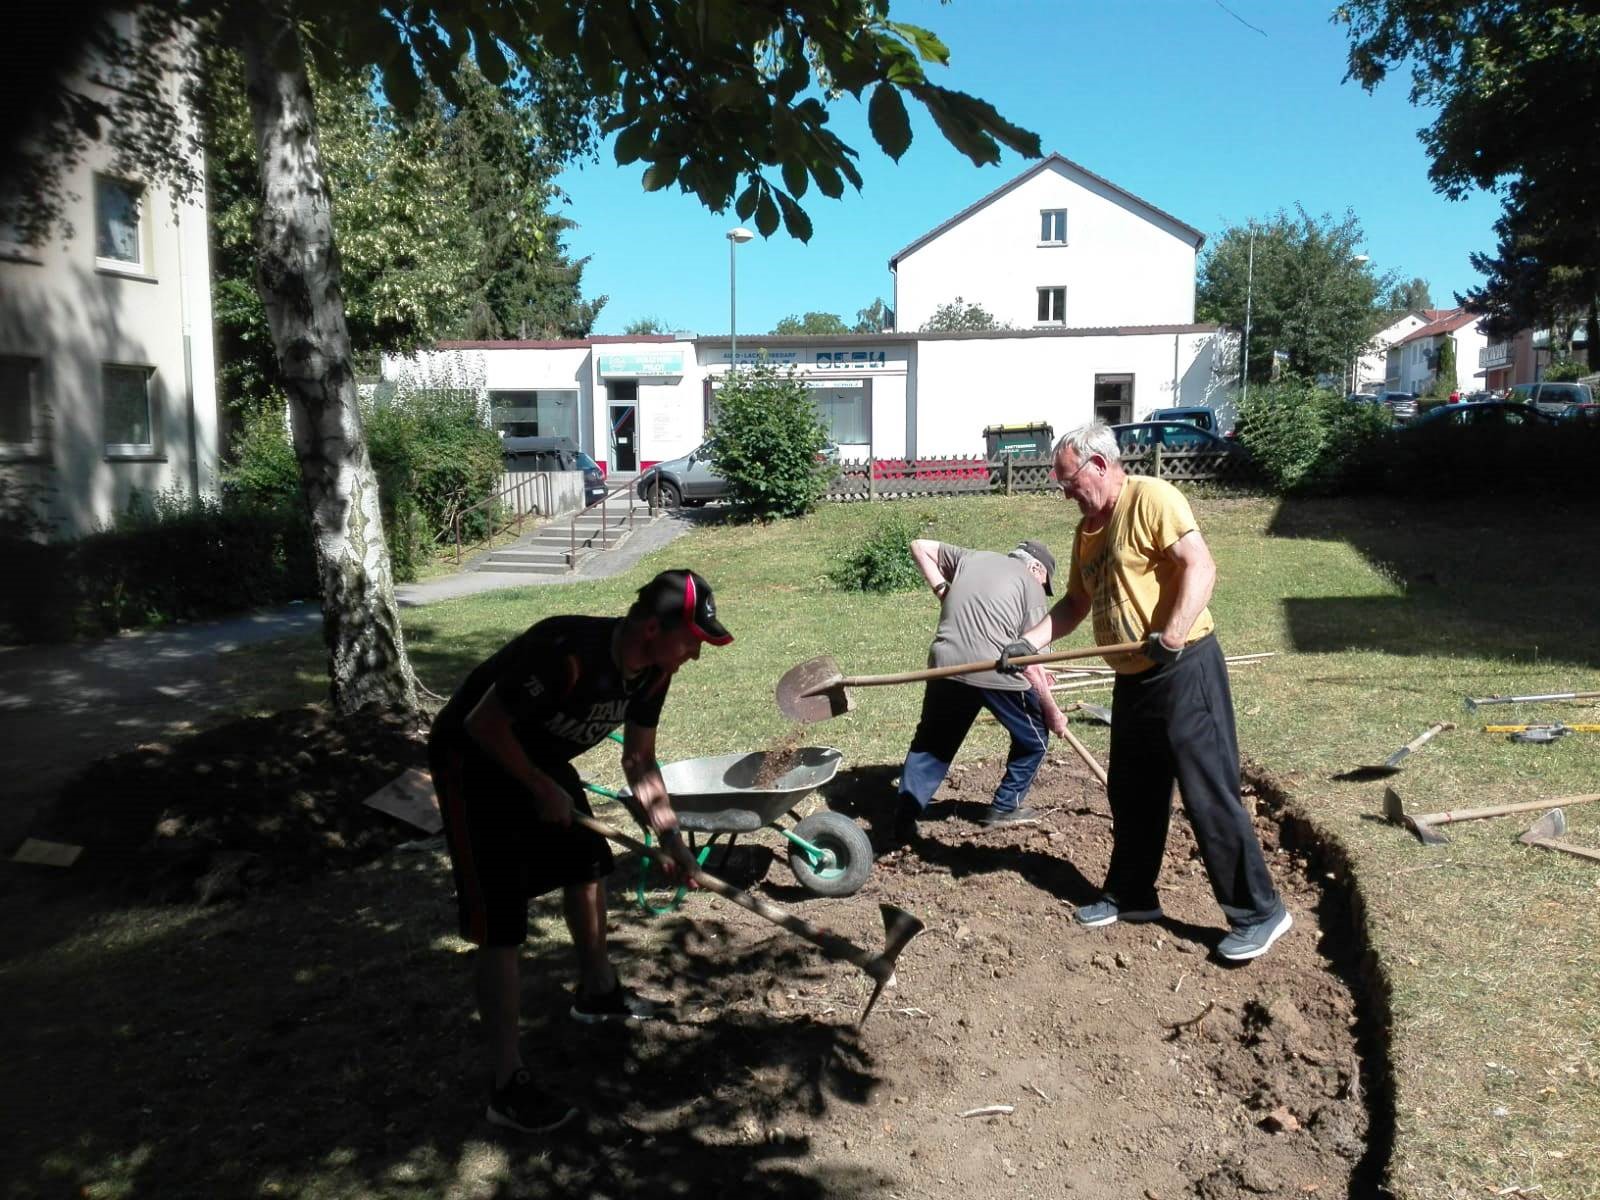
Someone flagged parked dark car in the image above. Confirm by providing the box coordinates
[1376,391,1418,422]
[1110,421,1244,455]
[1144,405,1222,435]
[1405,401,1560,430]
[501,434,607,506]
[1560,402,1600,423]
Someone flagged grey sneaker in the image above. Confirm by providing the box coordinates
[570,983,667,1024]
[1074,897,1163,927]
[1217,907,1293,962]
[982,805,1040,829]
[487,1069,578,1133]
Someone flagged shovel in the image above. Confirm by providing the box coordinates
[573,813,924,1026]
[1518,809,1600,865]
[1338,721,1454,781]
[777,640,1145,724]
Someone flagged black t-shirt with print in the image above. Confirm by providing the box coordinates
[431,615,670,766]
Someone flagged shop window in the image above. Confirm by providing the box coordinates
[488,388,578,443]
[1,356,42,455]
[95,175,150,273]
[810,384,869,445]
[1039,209,1068,245]
[103,363,157,455]
[1037,286,1066,325]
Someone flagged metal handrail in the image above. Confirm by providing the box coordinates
[447,472,554,565]
[563,476,643,571]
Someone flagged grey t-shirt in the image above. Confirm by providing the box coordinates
[927,544,1048,691]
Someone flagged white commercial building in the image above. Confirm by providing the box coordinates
[387,153,1235,474]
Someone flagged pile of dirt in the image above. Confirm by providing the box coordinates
[32,704,430,903]
[752,726,808,788]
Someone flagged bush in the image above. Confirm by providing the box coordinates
[707,361,833,519]
[829,511,927,593]
[1234,380,1390,493]
[1543,358,1587,382]
[226,386,503,582]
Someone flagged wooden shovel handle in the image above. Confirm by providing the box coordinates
[1400,721,1455,754]
[841,639,1147,688]
[1059,725,1108,786]
[1416,792,1600,826]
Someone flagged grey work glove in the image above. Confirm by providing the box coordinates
[996,639,1036,675]
[1146,631,1184,665]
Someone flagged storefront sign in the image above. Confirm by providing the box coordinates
[596,350,685,377]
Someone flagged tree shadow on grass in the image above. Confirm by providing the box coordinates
[1267,495,1600,668]
[0,850,892,1200]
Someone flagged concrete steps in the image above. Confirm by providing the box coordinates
[476,498,660,574]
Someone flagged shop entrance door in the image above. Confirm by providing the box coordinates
[608,382,638,471]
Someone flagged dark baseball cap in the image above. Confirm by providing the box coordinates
[1011,539,1056,594]
[637,569,733,645]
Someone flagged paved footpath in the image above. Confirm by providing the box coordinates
[0,511,699,849]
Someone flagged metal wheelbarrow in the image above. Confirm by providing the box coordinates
[586,744,869,912]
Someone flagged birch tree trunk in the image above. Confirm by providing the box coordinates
[236,5,417,714]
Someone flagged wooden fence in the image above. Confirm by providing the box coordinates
[823,448,1253,501]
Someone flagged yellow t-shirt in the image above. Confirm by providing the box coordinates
[1066,475,1215,674]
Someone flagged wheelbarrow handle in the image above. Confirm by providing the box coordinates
[838,639,1147,688]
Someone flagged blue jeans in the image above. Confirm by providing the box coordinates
[898,676,1050,814]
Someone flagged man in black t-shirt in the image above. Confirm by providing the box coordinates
[429,568,732,1133]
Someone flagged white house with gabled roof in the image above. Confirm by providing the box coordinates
[889,152,1204,333]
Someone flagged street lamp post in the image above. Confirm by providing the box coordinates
[1348,254,1370,393]
[727,226,754,371]
[1241,230,1254,405]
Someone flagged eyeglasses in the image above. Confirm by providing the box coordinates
[1055,454,1096,492]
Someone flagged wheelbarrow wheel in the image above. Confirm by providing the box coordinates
[788,811,872,898]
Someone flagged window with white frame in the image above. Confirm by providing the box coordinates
[103,363,157,454]
[1039,209,1068,244]
[1,357,41,454]
[1037,286,1066,324]
[488,388,579,442]
[95,175,149,272]
[808,382,870,445]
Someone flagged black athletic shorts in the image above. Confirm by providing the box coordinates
[430,740,615,947]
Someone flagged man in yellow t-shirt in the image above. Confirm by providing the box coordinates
[1001,422,1290,962]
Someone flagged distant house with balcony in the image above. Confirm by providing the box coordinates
[1385,309,1487,396]
[1351,311,1427,393]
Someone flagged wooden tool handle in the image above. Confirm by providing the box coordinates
[1524,838,1600,865]
[842,639,1146,688]
[1402,721,1455,753]
[572,812,886,976]
[1059,726,1108,786]
[1417,792,1600,826]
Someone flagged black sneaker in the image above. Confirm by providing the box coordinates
[982,805,1041,829]
[487,1069,578,1133]
[570,983,667,1025]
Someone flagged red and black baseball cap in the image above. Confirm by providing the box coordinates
[637,569,733,645]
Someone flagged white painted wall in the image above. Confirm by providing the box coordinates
[910,328,1236,457]
[0,145,218,539]
[1354,313,1425,393]
[893,159,1198,333]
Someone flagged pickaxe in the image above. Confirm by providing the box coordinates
[1382,787,1600,846]
[1518,809,1600,866]
[574,813,924,1026]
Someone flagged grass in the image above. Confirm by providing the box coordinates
[14,490,1600,1198]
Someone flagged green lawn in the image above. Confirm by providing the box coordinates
[192,491,1600,1197]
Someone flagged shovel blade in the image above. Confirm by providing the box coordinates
[776,656,854,724]
[1520,808,1567,843]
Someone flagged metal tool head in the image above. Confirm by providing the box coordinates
[1512,726,1566,744]
[776,656,853,724]
[1072,702,1114,726]
[1463,696,1480,713]
[1383,786,1448,845]
[858,902,927,1027]
[1520,808,1568,843]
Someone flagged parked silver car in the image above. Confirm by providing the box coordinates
[634,442,726,508]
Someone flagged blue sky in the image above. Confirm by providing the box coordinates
[553,1,1502,337]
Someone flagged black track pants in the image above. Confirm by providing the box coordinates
[1103,635,1279,926]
